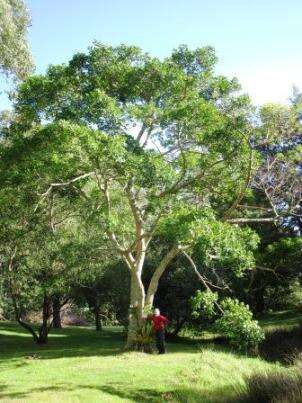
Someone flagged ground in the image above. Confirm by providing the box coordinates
[0,311,301,402]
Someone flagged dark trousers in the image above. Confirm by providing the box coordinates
[155,329,166,354]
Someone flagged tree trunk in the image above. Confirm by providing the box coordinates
[94,304,102,331]
[125,271,146,349]
[11,291,40,343]
[124,247,179,349]
[52,296,62,329]
[166,318,187,339]
[253,288,265,314]
[37,295,51,344]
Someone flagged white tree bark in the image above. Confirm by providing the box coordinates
[145,246,179,308]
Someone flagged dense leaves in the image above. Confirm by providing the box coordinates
[0,0,34,79]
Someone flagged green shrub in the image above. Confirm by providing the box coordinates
[190,289,218,320]
[215,298,264,352]
[134,319,154,353]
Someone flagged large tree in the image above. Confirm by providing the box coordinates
[2,44,288,348]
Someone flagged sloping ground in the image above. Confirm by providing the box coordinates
[0,322,286,403]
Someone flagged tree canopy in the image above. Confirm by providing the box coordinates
[0,0,33,80]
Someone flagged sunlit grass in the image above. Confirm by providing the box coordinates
[0,313,299,402]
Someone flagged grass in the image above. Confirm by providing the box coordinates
[0,311,300,402]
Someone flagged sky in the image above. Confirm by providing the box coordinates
[2,0,302,109]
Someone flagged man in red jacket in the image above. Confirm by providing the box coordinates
[150,308,169,354]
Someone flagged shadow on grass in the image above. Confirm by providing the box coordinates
[0,322,125,362]
[0,383,166,401]
[0,321,258,368]
[0,381,244,402]
[0,322,206,363]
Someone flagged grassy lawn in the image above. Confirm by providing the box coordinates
[0,312,300,403]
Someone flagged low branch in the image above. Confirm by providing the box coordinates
[182,251,224,314]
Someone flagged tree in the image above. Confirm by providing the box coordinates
[3,43,285,348]
[0,150,79,343]
[73,263,130,331]
[234,100,302,313]
[0,0,34,80]
[249,237,302,313]
[0,223,74,344]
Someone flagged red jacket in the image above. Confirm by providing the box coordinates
[151,314,169,331]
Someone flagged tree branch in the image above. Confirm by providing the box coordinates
[34,172,94,212]
[145,245,180,306]
[182,251,224,314]
[226,217,278,224]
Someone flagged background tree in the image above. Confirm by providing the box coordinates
[0,0,34,80]
[1,219,80,344]
[72,263,129,331]
[234,100,302,313]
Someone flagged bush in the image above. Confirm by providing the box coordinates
[264,281,302,311]
[259,324,302,364]
[215,298,264,352]
[134,319,154,353]
[190,289,218,320]
[240,371,302,403]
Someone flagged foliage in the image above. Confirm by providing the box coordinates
[190,289,218,319]
[0,226,79,343]
[193,221,259,278]
[264,280,302,311]
[247,237,302,314]
[152,264,199,337]
[215,298,264,351]
[0,0,34,79]
[1,41,301,349]
[72,261,130,329]
[134,319,154,353]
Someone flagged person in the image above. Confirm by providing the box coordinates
[150,308,169,354]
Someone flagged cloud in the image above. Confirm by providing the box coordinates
[236,62,302,105]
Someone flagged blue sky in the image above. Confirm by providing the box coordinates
[2,0,302,108]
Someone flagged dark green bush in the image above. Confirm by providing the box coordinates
[259,324,302,364]
[264,281,302,311]
[240,371,302,403]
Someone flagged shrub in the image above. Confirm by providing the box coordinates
[240,370,302,403]
[190,289,218,320]
[259,324,302,364]
[134,319,154,353]
[215,298,264,352]
[264,281,302,311]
